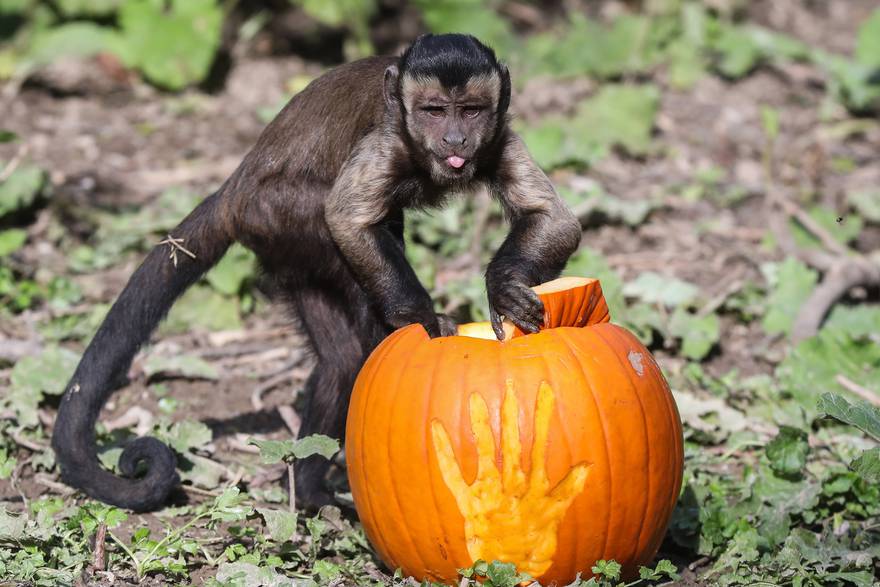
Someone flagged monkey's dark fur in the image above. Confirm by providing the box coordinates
[52,34,582,512]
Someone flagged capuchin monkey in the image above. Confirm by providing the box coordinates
[52,34,581,512]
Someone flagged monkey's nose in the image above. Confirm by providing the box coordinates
[442,133,467,147]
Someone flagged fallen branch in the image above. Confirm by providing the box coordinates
[835,374,880,407]
[792,254,880,343]
[92,523,107,572]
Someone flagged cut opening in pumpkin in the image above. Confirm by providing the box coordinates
[456,276,610,341]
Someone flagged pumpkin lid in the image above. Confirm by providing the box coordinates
[456,276,610,341]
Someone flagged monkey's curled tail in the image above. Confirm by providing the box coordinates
[52,192,233,511]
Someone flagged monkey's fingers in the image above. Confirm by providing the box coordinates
[490,308,507,341]
[436,313,458,337]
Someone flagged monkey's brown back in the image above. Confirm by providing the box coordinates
[246,55,396,184]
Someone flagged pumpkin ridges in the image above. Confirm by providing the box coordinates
[596,324,683,565]
[591,324,654,566]
[529,332,580,576]
[384,328,436,575]
[347,326,411,568]
[544,328,615,577]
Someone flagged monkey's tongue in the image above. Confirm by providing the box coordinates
[446,156,466,168]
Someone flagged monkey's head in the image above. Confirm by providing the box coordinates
[385,34,511,186]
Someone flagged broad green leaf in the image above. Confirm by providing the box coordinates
[10,346,80,396]
[119,0,223,90]
[179,454,225,489]
[206,244,256,296]
[24,23,126,70]
[257,507,297,543]
[55,0,120,17]
[765,426,809,479]
[0,129,17,142]
[818,393,880,440]
[0,508,26,539]
[572,84,660,156]
[413,0,515,56]
[711,23,761,78]
[669,309,720,360]
[856,9,880,68]
[249,438,295,464]
[790,206,862,248]
[290,434,339,460]
[159,420,213,453]
[163,284,242,333]
[851,447,880,483]
[760,258,818,336]
[0,228,26,256]
[848,190,880,222]
[0,164,46,217]
[623,271,700,308]
[779,333,880,420]
[211,487,253,523]
[142,353,219,381]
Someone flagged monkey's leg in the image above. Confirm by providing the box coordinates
[289,287,387,510]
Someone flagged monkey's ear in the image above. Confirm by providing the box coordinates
[383,65,401,109]
[497,63,511,116]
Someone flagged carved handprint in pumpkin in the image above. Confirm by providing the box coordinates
[431,380,591,577]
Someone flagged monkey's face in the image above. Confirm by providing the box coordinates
[401,74,502,185]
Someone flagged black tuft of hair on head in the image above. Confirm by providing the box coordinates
[399,33,502,90]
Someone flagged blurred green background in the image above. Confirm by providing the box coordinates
[1,1,880,586]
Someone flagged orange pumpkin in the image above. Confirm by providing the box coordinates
[346,277,683,585]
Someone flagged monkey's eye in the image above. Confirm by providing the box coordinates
[422,106,447,118]
[462,107,483,118]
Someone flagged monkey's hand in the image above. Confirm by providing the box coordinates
[386,307,457,338]
[487,280,544,340]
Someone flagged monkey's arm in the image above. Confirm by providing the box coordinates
[325,142,453,338]
[487,133,582,339]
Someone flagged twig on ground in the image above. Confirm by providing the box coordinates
[277,405,301,437]
[835,375,880,407]
[92,523,107,572]
[792,254,880,343]
[251,360,307,410]
[33,473,76,495]
[227,434,261,454]
[0,142,29,183]
[11,430,46,452]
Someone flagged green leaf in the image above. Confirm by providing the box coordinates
[591,559,622,580]
[249,438,295,464]
[790,206,863,248]
[163,284,242,333]
[211,487,253,523]
[819,393,880,440]
[142,353,219,381]
[0,130,17,143]
[179,453,225,489]
[24,23,127,70]
[623,271,700,308]
[0,228,26,256]
[206,244,256,296]
[119,0,223,90]
[159,420,213,453]
[0,164,46,218]
[851,447,880,483]
[711,23,762,78]
[10,346,80,396]
[669,309,720,360]
[55,0,120,17]
[761,258,818,336]
[848,190,880,223]
[290,434,339,460]
[823,305,880,338]
[257,507,297,543]
[0,508,26,539]
[413,0,515,56]
[765,426,809,479]
[572,84,660,156]
[779,333,880,420]
[856,9,880,68]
